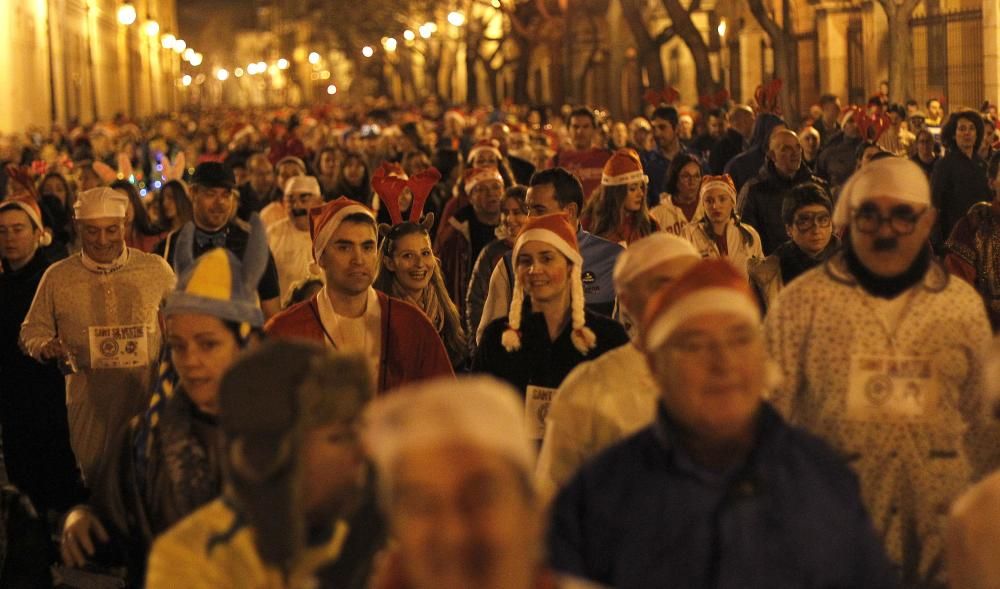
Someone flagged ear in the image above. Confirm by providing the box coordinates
[420,212,435,231]
[564,202,579,222]
[786,224,794,238]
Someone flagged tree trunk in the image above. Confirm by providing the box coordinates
[747,0,800,125]
[659,0,720,97]
[620,0,667,90]
[877,0,920,103]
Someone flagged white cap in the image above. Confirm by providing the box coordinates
[364,376,533,490]
[74,187,129,220]
[613,232,700,294]
[833,157,930,227]
[284,175,322,197]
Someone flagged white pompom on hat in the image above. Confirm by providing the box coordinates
[0,196,52,246]
[503,212,595,355]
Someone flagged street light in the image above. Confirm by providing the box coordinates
[362,46,374,58]
[189,52,203,67]
[327,84,337,95]
[161,34,176,49]
[447,11,465,26]
[277,58,290,69]
[117,1,137,26]
[143,19,159,37]
[403,29,415,42]
[383,37,397,52]
[182,75,192,86]
[718,19,727,38]
[308,52,320,64]
[215,68,229,81]
[173,39,186,53]
[234,67,244,77]
[183,48,195,61]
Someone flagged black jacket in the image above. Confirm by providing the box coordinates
[709,128,746,175]
[932,149,991,250]
[737,162,826,256]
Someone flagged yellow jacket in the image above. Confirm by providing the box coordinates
[146,498,348,589]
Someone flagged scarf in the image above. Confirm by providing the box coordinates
[844,241,931,299]
[157,388,219,516]
[80,247,129,273]
[391,278,444,333]
[775,236,840,284]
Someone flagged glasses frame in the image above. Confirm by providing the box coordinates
[851,205,928,236]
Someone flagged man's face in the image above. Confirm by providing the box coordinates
[786,204,833,256]
[850,196,935,277]
[646,313,765,444]
[568,115,595,150]
[928,100,943,120]
[248,157,275,194]
[955,117,978,153]
[319,221,378,296]
[276,163,305,194]
[300,420,365,522]
[619,257,699,328]
[768,132,802,177]
[678,116,694,140]
[707,115,722,138]
[78,217,126,263]
[192,186,237,231]
[822,100,841,123]
[390,443,540,589]
[651,117,677,150]
[0,209,40,268]
[799,131,820,157]
[285,191,324,231]
[469,180,503,217]
[525,183,575,222]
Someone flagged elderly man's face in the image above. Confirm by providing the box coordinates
[850,196,935,277]
[646,313,765,444]
[389,443,541,589]
[79,217,126,263]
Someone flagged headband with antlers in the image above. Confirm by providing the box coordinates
[855,110,892,142]
[4,165,39,200]
[644,87,681,108]
[754,79,783,115]
[371,162,442,226]
[698,89,731,111]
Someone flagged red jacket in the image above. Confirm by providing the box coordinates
[265,291,454,393]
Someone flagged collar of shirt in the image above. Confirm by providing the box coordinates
[80,247,130,274]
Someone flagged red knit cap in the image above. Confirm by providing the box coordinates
[309,197,375,261]
[504,213,594,355]
[601,148,648,187]
[642,258,759,351]
[0,196,52,246]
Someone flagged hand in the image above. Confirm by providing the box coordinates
[39,338,69,361]
[61,507,109,568]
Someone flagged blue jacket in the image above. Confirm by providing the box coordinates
[548,402,897,589]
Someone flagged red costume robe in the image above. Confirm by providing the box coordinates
[265,290,455,393]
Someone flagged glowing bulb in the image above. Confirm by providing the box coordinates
[327,84,337,95]
[403,30,415,41]
[448,11,465,26]
[718,19,727,37]
[181,75,192,86]
[383,37,397,52]
[183,48,195,61]
[277,58,290,69]
[189,52,203,67]
[308,52,320,64]
[173,39,186,54]
[117,2,137,25]
[215,68,229,81]
[143,19,159,37]
[234,67,244,77]
[161,34,176,49]
[362,46,374,58]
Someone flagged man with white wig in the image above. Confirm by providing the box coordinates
[364,376,597,589]
[20,186,176,483]
[765,156,1000,586]
[535,232,699,496]
[548,258,896,587]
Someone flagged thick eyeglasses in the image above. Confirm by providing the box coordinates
[792,212,832,231]
[852,205,927,236]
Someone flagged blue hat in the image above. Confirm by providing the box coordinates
[162,214,268,327]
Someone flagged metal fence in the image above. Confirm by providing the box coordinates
[911,9,984,110]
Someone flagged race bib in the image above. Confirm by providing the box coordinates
[525,385,557,440]
[88,324,151,369]
[846,355,938,420]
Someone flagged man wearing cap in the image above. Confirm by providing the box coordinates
[156,162,282,318]
[548,259,896,588]
[268,175,325,301]
[265,197,453,392]
[434,166,504,317]
[0,196,85,516]
[147,342,386,588]
[476,168,624,345]
[364,376,599,589]
[535,233,699,496]
[765,157,999,586]
[20,187,176,484]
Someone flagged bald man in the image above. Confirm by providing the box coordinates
[737,129,826,255]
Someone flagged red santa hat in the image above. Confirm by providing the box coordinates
[463,166,504,194]
[503,213,596,355]
[642,258,760,351]
[467,139,503,164]
[0,196,52,246]
[601,148,648,187]
[308,197,376,262]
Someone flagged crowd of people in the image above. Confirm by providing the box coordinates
[1,87,1000,588]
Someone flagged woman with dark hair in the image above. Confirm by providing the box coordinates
[932,109,991,251]
[58,221,267,585]
[195,131,226,164]
[156,180,193,233]
[37,171,76,248]
[683,174,763,275]
[110,180,165,253]
[650,152,703,236]
[583,148,659,245]
[910,128,939,177]
[331,150,372,205]
[313,146,341,198]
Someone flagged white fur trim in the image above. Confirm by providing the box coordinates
[699,180,737,204]
[601,171,648,187]
[513,229,582,266]
[644,287,760,351]
[464,168,504,193]
[312,204,375,261]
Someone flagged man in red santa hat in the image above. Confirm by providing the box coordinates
[265,197,453,392]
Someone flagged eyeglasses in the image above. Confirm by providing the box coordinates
[792,212,831,231]
[852,204,928,236]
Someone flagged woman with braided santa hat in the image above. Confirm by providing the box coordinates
[683,173,763,275]
[473,212,628,441]
[371,162,468,370]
